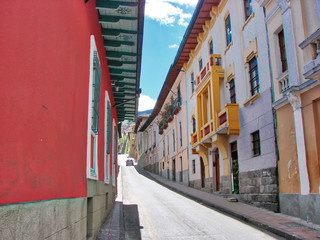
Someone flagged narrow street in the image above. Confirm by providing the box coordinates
[119,160,279,240]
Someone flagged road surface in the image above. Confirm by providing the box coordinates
[118,158,279,240]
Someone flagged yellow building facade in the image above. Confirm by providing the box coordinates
[260,0,320,224]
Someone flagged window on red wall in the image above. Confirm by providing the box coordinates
[87,35,101,180]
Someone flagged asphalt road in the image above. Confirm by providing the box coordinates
[118,160,279,240]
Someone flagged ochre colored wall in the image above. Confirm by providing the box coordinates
[302,85,320,194]
[277,104,300,194]
[0,0,117,204]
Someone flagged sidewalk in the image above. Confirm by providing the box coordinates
[143,170,320,240]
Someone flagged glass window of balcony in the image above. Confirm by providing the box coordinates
[199,58,203,71]
[229,79,236,103]
[225,14,232,46]
[244,0,253,20]
[249,57,259,96]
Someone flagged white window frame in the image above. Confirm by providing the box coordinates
[112,119,117,186]
[86,35,100,180]
[104,91,111,184]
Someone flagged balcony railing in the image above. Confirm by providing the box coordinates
[217,104,240,135]
[299,28,320,80]
[200,119,214,139]
[191,104,239,146]
[278,72,289,93]
[196,54,222,87]
[191,132,198,147]
[173,99,181,115]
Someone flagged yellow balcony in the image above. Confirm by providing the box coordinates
[217,103,240,135]
[191,132,198,147]
[196,54,222,87]
[200,119,215,140]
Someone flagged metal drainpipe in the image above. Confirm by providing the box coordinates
[185,70,191,186]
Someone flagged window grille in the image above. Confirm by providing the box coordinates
[91,51,101,135]
[249,57,259,96]
[252,131,261,157]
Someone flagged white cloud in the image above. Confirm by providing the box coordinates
[169,44,179,48]
[145,0,196,26]
[138,94,156,112]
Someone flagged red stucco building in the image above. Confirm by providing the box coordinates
[0,0,144,239]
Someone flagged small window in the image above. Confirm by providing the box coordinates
[191,72,195,93]
[192,117,196,133]
[192,160,196,174]
[229,79,236,103]
[167,135,170,154]
[91,51,101,135]
[177,84,182,104]
[163,140,165,157]
[251,131,261,157]
[199,58,203,71]
[244,0,253,20]
[225,14,232,46]
[209,40,214,55]
[172,129,175,152]
[179,121,183,147]
[278,29,288,72]
[249,57,259,96]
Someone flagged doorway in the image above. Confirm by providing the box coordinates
[212,150,220,191]
[172,159,176,181]
[231,141,239,194]
[200,157,205,188]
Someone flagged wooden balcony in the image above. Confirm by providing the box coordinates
[191,104,239,147]
[217,103,240,135]
[191,132,198,147]
[196,54,222,87]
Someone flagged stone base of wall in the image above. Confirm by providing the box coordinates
[0,198,87,240]
[220,175,232,194]
[189,179,202,190]
[87,179,116,240]
[239,167,279,212]
[279,194,320,225]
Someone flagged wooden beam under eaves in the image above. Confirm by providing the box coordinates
[109,68,136,74]
[104,40,135,47]
[106,51,137,58]
[96,0,138,9]
[108,60,136,66]
[99,15,137,23]
[101,29,137,36]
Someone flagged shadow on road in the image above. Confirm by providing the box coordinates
[97,201,142,240]
[123,204,142,240]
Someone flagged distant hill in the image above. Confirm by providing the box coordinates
[138,109,152,116]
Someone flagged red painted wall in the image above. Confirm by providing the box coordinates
[0,0,117,204]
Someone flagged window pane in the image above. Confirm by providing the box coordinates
[249,57,259,95]
[225,15,232,46]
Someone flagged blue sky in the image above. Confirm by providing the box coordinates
[138,0,197,111]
